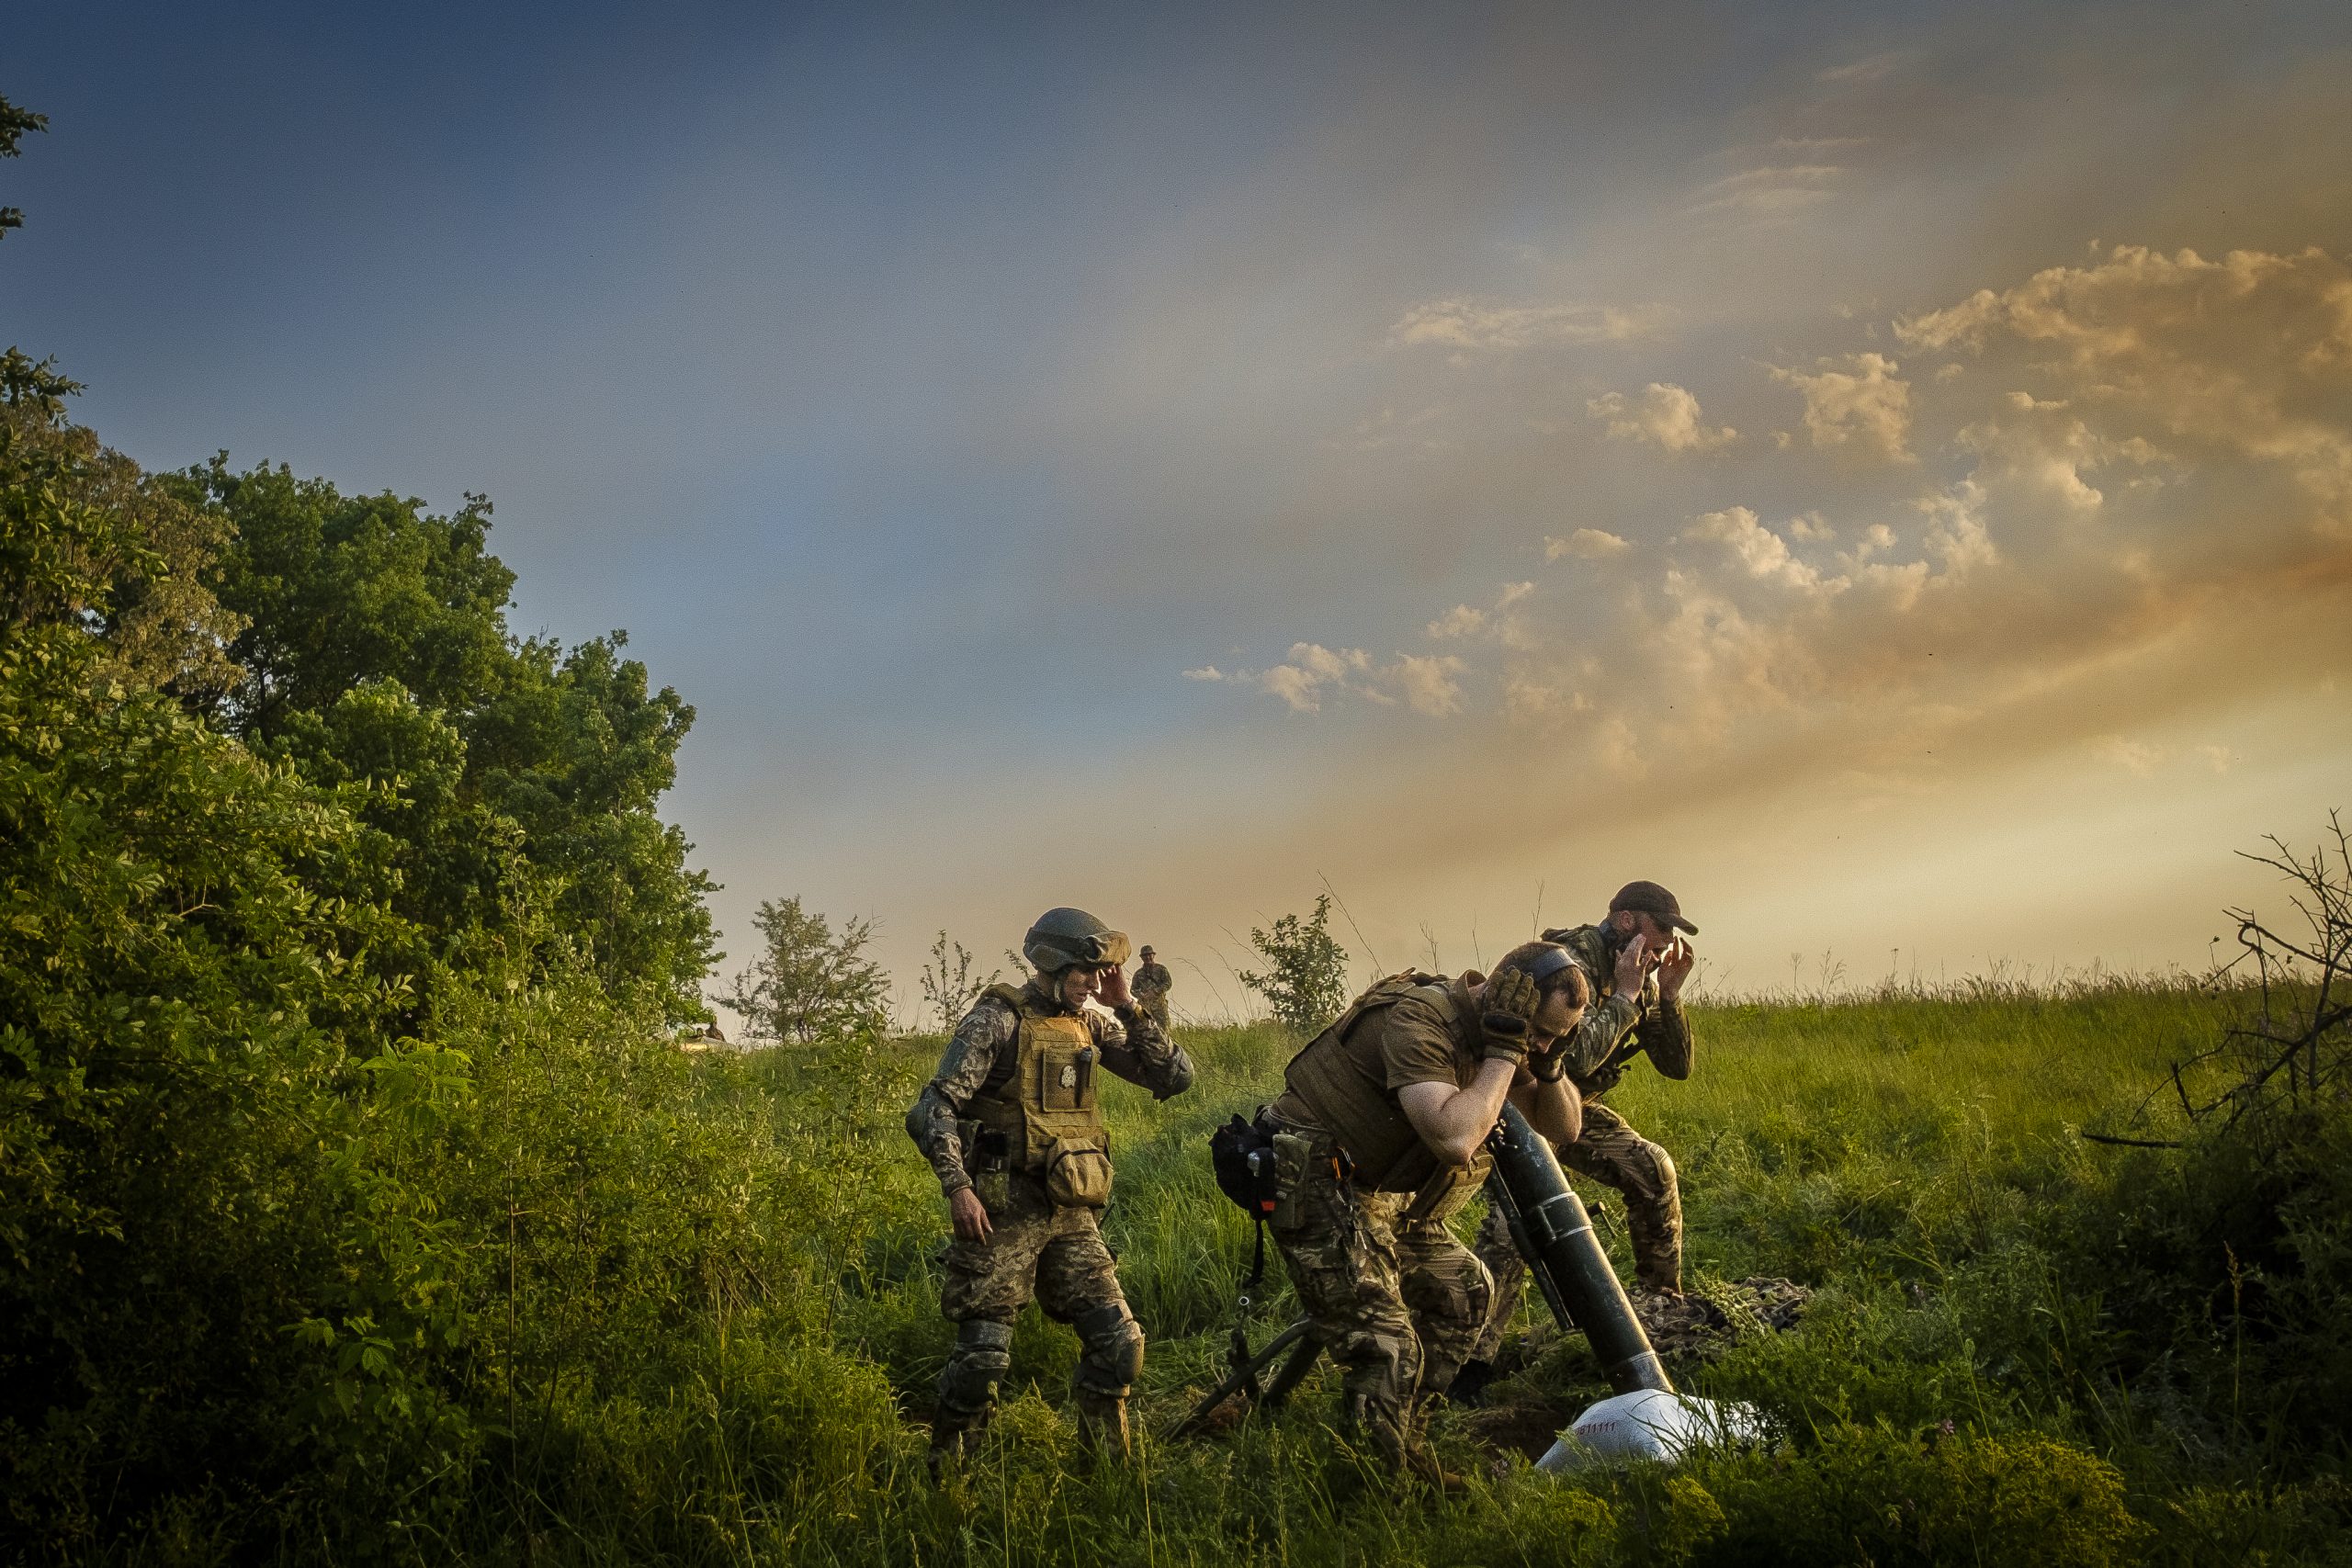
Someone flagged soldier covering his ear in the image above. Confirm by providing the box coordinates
[905,907,1195,1464]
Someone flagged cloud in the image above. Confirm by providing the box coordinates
[1206,641,1473,716]
[1770,351,1915,460]
[1429,581,1539,648]
[1193,243,2352,854]
[1683,506,1839,592]
[1387,299,1669,351]
[2198,744,2238,774]
[1546,528,1632,560]
[2089,734,2165,774]
[1587,382,1737,451]
[1815,51,1914,85]
[1898,244,2352,529]
[1688,164,1845,217]
[1915,481,2000,575]
[1393,653,1467,716]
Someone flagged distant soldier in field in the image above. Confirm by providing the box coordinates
[1458,881,1696,1393]
[1262,942,1588,1479]
[1132,944,1173,1029]
[905,907,1195,1465]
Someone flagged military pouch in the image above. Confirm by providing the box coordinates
[1043,1137,1114,1209]
[1269,1130,1317,1230]
[960,1119,1013,1212]
[1400,1157,1484,1229]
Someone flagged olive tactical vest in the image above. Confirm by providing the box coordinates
[1277,973,1490,1196]
[966,984,1113,1203]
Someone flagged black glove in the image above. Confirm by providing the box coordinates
[1480,968,1541,1066]
[1527,1039,1568,1082]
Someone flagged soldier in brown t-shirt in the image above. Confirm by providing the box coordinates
[1264,940,1589,1478]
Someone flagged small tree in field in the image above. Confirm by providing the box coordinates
[720,897,889,1043]
[1238,895,1351,1036]
[919,930,1001,1035]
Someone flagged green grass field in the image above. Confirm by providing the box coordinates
[520,981,2342,1568]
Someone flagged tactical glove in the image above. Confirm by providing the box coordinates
[1480,968,1543,1065]
[1527,1038,1569,1082]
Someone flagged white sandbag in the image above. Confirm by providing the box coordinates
[1533,1389,1767,1472]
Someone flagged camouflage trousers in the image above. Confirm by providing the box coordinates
[1268,1134,1492,1471]
[1470,1100,1682,1361]
[1135,994,1171,1031]
[934,1171,1144,1451]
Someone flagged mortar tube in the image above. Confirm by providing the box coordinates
[1487,1101,1673,1396]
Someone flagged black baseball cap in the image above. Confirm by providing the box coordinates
[1609,880,1697,936]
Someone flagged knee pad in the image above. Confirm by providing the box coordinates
[1641,1142,1679,1200]
[1073,1302,1145,1392]
[939,1318,1015,1415]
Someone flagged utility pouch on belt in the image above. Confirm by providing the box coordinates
[1400,1157,1486,1229]
[1269,1130,1317,1230]
[1043,1137,1114,1208]
[958,1118,1014,1212]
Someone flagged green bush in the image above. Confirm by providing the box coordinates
[1646,1426,2146,1566]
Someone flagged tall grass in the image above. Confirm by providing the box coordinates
[425,981,2340,1566]
[29,980,2351,1565]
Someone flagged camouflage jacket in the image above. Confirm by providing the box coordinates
[1132,962,1173,999]
[904,982,1194,1195]
[1542,922,1694,1095]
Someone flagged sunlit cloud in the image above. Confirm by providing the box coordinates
[1546,528,1633,560]
[1770,351,1914,460]
[1387,299,1669,351]
[1587,382,1737,451]
[1193,243,2352,830]
[1688,164,1844,217]
[2090,735,2165,775]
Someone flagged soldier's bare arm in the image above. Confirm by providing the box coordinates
[903,998,1019,1195]
[1510,1072,1584,1145]
[1398,1059,1519,1167]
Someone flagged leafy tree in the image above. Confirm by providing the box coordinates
[185,457,717,1021]
[720,897,889,1043]
[0,91,47,240]
[0,378,471,1541]
[1237,893,1352,1035]
[0,351,245,698]
[920,929,1001,1033]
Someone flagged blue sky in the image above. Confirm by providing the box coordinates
[10,2,2351,1017]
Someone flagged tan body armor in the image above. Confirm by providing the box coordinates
[1275,973,1492,1217]
[960,984,1114,1209]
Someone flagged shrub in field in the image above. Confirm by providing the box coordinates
[718,895,890,1043]
[1636,1426,2146,1566]
[1236,893,1351,1036]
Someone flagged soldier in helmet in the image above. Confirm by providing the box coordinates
[1130,945,1173,1030]
[1263,941,1589,1479]
[905,907,1195,1464]
[1457,881,1697,1395]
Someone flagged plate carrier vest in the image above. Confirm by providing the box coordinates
[1280,972,1492,1207]
[964,983,1113,1204]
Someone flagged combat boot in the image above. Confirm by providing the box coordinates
[926,1413,987,1478]
[1074,1391,1132,1462]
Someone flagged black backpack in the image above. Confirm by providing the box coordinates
[1210,1111,1280,1220]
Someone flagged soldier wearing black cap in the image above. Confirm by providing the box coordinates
[1457,882,1698,1392]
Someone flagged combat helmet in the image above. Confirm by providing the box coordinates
[1023,907,1133,974]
